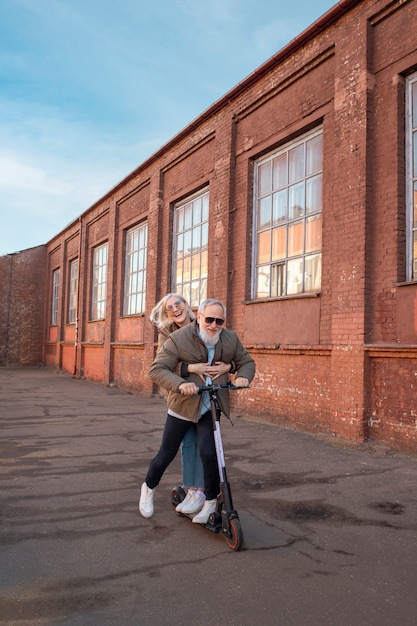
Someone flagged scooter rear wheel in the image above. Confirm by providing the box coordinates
[225,517,244,551]
[171,486,186,511]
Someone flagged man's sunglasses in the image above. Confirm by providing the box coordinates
[202,315,225,326]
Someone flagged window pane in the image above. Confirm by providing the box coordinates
[184,204,192,229]
[305,253,322,291]
[272,190,287,224]
[176,258,183,283]
[305,214,322,253]
[288,144,304,183]
[182,283,191,304]
[306,134,323,175]
[288,221,303,257]
[257,230,271,264]
[198,277,207,303]
[183,230,192,254]
[139,228,145,248]
[256,266,270,298]
[289,182,305,219]
[192,225,201,251]
[191,254,200,280]
[202,195,209,221]
[133,230,139,251]
[272,153,287,190]
[287,258,303,294]
[271,226,286,260]
[183,256,191,281]
[191,281,200,307]
[201,222,208,247]
[138,249,145,268]
[176,233,184,257]
[259,161,272,196]
[201,250,208,278]
[137,273,144,293]
[271,263,285,297]
[258,196,272,229]
[176,206,184,232]
[193,198,202,224]
[306,174,322,214]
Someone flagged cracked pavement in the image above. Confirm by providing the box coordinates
[1,367,417,625]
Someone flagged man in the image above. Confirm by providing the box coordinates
[139,298,256,524]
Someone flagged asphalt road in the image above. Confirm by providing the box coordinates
[1,367,416,626]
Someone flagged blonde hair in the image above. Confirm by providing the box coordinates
[150,293,195,330]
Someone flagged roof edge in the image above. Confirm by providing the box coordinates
[50,0,360,244]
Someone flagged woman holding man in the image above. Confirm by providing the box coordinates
[147,293,231,516]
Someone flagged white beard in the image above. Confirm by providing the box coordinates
[199,326,221,346]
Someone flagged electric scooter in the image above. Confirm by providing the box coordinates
[171,381,249,551]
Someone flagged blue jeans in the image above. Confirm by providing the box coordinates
[145,412,219,500]
[181,425,204,489]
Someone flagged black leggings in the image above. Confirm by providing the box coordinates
[145,411,220,500]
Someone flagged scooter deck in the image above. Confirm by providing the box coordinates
[171,486,222,532]
[172,485,243,550]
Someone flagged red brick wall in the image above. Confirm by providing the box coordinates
[0,246,46,366]
[2,0,417,453]
[368,349,417,454]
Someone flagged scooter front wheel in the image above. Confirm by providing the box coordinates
[225,517,244,551]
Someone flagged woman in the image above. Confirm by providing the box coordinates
[149,293,231,515]
[140,298,255,523]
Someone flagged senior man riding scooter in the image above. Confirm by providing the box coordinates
[139,298,256,523]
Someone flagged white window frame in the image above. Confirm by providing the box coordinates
[172,188,209,307]
[406,72,417,281]
[91,243,108,320]
[68,259,78,324]
[51,268,60,326]
[253,127,323,299]
[124,222,148,315]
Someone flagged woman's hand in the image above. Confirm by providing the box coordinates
[187,361,231,382]
[209,361,231,380]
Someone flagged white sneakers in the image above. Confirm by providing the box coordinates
[192,498,217,524]
[176,489,206,515]
[139,482,215,522]
[139,482,154,518]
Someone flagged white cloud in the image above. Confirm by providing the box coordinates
[0,154,72,195]
[0,0,335,256]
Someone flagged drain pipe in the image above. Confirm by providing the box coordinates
[73,216,83,376]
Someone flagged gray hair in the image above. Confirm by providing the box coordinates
[198,298,226,317]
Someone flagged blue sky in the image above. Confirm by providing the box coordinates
[0,0,336,256]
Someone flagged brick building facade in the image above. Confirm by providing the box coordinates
[1,0,417,453]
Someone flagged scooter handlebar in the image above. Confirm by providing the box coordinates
[197,382,250,394]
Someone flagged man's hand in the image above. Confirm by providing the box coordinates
[234,377,249,387]
[178,382,199,395]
